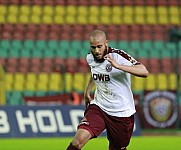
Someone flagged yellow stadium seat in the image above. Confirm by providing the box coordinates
[7,14,17,23]
[134,6,144,15]
[38,73,49,84]
[37,82,48,91]
[20,5,31,15]
[100,16,110,25]
[89,6,100,16]
[157,73,168,90]
[43,5,54,16]
[131,76,145,91]
[25,82,36,91]
[123,15,134,24]
[157,6,168,16]
[26,73,37,83]
[158,17,169,24]
[77,15,88,24]
[65,73,73,92]
[0,5,7,15]
[145,6,156,15]
[54,15,64,24]
[8,5,19,14]
[19,15,29,24]
[100,6,111,16]
[135,15,145,24]
[14,73,25,91]
[55,6,65,15]
[77,6,88,16]
[123,6,133,15]
[25,73,37,91]
[42,15,53,24]
[145,74,156,91]
[0,16,6,23]
[111,15,122,25]
[146,15,157,24]
[66,5,77,16]
[88,16,99,24]
[157,6,169,24]
[73,73,86,92]
[49,73,63,92]
[169,6,179,16]
[36,73,49,91]
[112,6,123,16]
[30,15,41,24]
[170,16,180,25]
[5,73,14,91]
[65,15,76,24]
[168,73,177,90]
[32,5,42,16]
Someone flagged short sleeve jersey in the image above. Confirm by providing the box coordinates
[86,47,140,117]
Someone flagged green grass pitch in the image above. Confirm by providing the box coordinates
[0,136,181,150]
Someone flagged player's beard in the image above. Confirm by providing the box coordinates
[92,46,108,63]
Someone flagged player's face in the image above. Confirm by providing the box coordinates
[90,38,108,62]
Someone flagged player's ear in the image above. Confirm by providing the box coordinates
[105,40,109,46]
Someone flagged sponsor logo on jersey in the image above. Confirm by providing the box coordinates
[93,73,110,81]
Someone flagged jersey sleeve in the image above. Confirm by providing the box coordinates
[109,47,141,66]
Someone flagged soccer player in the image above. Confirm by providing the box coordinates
[66,30,149,150]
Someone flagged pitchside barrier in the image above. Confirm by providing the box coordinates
[0,105,141,138]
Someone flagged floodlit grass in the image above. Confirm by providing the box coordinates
[0,136,181,150]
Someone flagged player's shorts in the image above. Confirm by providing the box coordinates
[78,104,134,149]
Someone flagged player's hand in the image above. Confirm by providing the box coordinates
[104,54,120,69]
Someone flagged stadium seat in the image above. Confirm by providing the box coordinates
[5,73,14,91]
[168,73,177,90]
[49,73,63,92]
[9,91,23,105]
[65,73,73,92]
[145,74,157,91]
[25,73,37,91]
[131,76,145,91]
[157,73,168,90]
[73,73,87,92]
[14,73,25,91]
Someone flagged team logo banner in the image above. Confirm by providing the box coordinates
[0,105,140,138]
[143,91,178,128]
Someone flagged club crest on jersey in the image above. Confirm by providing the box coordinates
[106,63,112,72]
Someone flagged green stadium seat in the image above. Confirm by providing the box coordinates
[153,41,164,50]
[118,41,129,50]
[109,41,117,48]
[23,91,34,97]
[0,48,9,57]
[23,40,35,50]
[11,40,22,50]
[47,40,58,50]
[8,48,20,58]
[35,40,47,51]
[142,41,153,51]
[0,40,10,50]
[9,91,23,105]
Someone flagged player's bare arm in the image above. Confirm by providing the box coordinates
[84,76,95,107]
[104,54,149,77]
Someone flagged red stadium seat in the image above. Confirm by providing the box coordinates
[89,0,100,5]
[111,0,122,5]
[18,57,30,73]
[13,31,24,40]
[44,0,55,5]
[55,0,66,5]
[21,0,32,4]
[6,58,18,73]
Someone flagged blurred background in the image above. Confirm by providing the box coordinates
[0,0,181,137]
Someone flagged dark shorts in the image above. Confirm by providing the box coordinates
[78,104,134,149]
